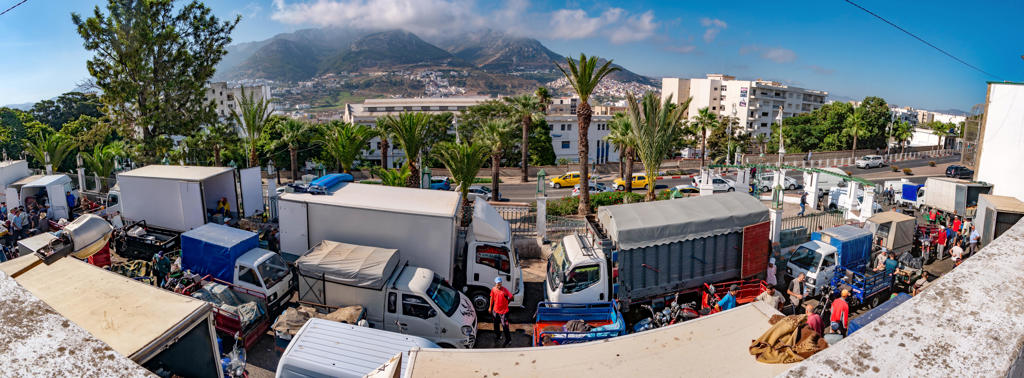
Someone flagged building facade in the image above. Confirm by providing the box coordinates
[662,74,828,135]
[974,82,1024,201]
[205,82,272,119]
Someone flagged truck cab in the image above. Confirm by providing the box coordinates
[383,267,477,349]
[545,234,609,304]
[464,200,524,312]
[785,241,837,297]
[233,249,295,312]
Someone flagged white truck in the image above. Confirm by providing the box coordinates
[6,174,75,220]
[278,182,524,312]
[922,177,993,217]
[295,240,477,348]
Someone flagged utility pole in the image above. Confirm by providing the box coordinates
[729,104,737,166]
[886,111,895,157]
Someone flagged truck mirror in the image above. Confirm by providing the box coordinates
[428,309,437,318]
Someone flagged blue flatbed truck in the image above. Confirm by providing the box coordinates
[533,302,626,346]
[820,225,894,309]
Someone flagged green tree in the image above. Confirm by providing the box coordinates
[231,86,274,168]
[81,142,126,192]
[73,0,239,162]
[274,118,313,179]
[692,107,719,170]
[556,53,620,215]
[375,118,390,169]
[436,141,488,206]
[0,108,32,159]
[476,119,517,199]
[61,114,119,150]
[504,94,543,182]
[754,133,768,155]
[605,112,635,192]
[843,110,869,159]
[856,96,892,149]
[891,120,913,153]
[24,132,74,172]
[324,121,374,173]
[627,92,688,201]
[29,91,103,130]
[198,123,239,166]
[926,121,951,151]
[535,87,551,113]
[528,119,556,166]
[459,100,512,142]
[381,113,434,188]
[375,165,411,187]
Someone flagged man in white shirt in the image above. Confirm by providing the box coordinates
[949,241,964,263]
[756,286,785,311]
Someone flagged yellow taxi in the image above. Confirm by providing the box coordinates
[549,171,581,189]
[613,173,651,190]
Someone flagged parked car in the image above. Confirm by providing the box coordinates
[691,175,735,192]
[455,184,493,201]
[613,173,651,191]
[669,184,699,198]
[430,176,451,190]
[572,182,612,197]
[549,171,581,189]
[945,165,974,179]
[855,155,886,169]
[756,173,800,191]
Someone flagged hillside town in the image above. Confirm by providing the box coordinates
[0,1,1021,377]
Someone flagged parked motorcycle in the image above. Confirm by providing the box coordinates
[632,294,701,333]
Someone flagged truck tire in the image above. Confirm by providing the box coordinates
[437,343,456,348]
[787,184,796,190]
[727,187,735,192]
[468,289,490,313]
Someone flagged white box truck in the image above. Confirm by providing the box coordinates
[6,174,75,220]
[278,183,524,312]
[295,241,477,348]
[975,194,1024,247]
[922,177,993,217]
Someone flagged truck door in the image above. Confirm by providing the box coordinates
[469,244,512,286]
[396,293,440,339]
[47,184,70,220]
[239,167,263,217]
[5,187,19,209]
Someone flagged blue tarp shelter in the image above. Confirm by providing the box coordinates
[181,223,258,282]
[847,293,913,335]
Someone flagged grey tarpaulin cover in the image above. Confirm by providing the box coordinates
[865,211,916,252]
[597,191,769,250]
[296,241,400,290]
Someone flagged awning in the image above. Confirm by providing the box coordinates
[472,200,510,243]
[296,241,400,290]
[24,174,71,188]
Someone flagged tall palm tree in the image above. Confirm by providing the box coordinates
[556,53,620,215]
[604,112,635,192]
[926,121,949,151]
[324,121,374,173]
[375,118,390,169]
[892,120,913,153]
[81,142,125,192]
[230,86,274,168]
[504,94,542,182]
[274,118,313,180]
[24,132,74,171]
[436,140,489,206]
[381,112,432,188]
[844,111,868,159]
[693,107,719,170]
[535,86,551,113]
[627,92,688,201]
[476,119,517,200]
[755,133,768,155]
[200,123,238,167]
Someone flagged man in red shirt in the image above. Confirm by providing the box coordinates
[935,223,947,259]
[489,277,513,346]
[830,289,851,335]
[804,303,824,335]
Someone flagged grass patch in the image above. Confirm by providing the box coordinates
[472,177,503,184]
[548,191,646,216]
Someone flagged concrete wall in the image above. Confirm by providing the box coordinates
[977,83,1024,201]
[783,217,1024,377]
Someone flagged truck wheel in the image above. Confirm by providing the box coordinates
[788,184,796,190]
[870,293,882,308]
[468,289,490,313]
[727,187,735,192]
[553,183,561,189]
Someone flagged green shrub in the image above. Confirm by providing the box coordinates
[472,177,502,184]
[890,165,899,172]
[547,197,579,216]
[928,161,936,167]
[903,168,913,175]
[359,180,382,185]
[546,191,646,216]
[556,158,572,166]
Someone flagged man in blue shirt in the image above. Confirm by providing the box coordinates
[883,251,899,275]
[65,191,76,210]
[716,284,739,311]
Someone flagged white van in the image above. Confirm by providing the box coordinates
[784,241,837,297]
[816,167,850,195]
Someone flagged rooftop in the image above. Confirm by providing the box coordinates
[118,165,234,182]
[279,182,461,218]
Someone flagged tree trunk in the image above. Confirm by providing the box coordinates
[851,128,858,160]
[646,165,656,201]
[249,144,258,168]
[381,138,389,169]
[492,154,501,200]
[407,161,420,188]
[214,147,222,167]
[289,147,298,182]
[624,148,634,194]
[617,150,624,180]
[577,102,593,215]
[521,114,530,182]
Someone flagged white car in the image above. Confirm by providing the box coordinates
[692,175,736,192]
[571,182,612,197]
[827,187,884,213]
[855,155,886,169]
[756,173,800,192]
[456,185,493,202]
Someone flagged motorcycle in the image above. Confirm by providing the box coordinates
[632,294,702,333]
[221,332,248,378]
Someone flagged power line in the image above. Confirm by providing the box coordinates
[844,0,1003,80]
[0,0,28,16]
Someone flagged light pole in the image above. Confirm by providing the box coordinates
[729,104,736,166]
[773,106,785,210]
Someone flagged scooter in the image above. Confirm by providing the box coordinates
[222,332,248,378]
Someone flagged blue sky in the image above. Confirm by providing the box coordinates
[2,0,1021,112]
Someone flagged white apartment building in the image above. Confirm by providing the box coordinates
[206,82,272,119]
[916,109,966,125]
[662,74,828,135]
[891,106,919,127]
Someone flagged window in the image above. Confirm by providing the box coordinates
[388,292,397,313]
[561,141,570,149]
[402,295,435,319]
[761,112,769,117]
[713,178,726,184]
[376,142,381,149]
[822,253,836,269]
[566,124,572,131]
[712,106,717,110]
[476,245,510,273]
[562,265,600,293]
[761,123,768,127]
[571,173,580,179]
[237,267,259,287]
[560,124,565,131]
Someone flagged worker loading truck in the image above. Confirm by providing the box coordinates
[278,182,524,313]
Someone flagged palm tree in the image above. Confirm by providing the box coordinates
[504,94,542,182]
[556,53,620,215]
[693,107,719,170]
[604,112,635,192]
[24,132,74,171]
[892,120,913,153]
[199,123,238,167]
[476,119,517,200]
[274,118,313,180]
[926,121,949,151]
[627,92,688,201]
[381,112,433,188]
[230,86,274,168]
[535,87,551,113]
[375,165,411,187]
[81,142,125,192]
[436,141,489,206]
[844,111,868,159]
[755,133,768,155]
[324,121,374,173]
[375,118,390,169]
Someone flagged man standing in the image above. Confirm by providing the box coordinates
[756,286,784,311]
[787,273,806,315]
[716,285,739,311]
[949,241,964,264]
[798,191,808,216]
[65,191,76,210]
[934,224,947,260]
[9,209,21,240]
[952,216,962,243]
[766,258,778,288]
[805,303,824,335]
[830,290,851,334]
[968,226,980,256]
[489,277,513,347]
[152,252,171,288]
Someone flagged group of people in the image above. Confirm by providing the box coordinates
[0,200,53,249]
[924,209,980,265]
[757,268,849,345]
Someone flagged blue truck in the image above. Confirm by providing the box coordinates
[533,302,626,346]
[820,225,893,309]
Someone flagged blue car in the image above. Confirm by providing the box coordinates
[429,177,451,190]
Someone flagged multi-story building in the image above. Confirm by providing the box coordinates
[205,82,272,119]
[544,99,615,165]
[662,74,828,135]
[891,106,919,128]
[972,82,1024,201]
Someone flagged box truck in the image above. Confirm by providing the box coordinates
[545,192,771,310]
[975,194,1024,247]
[6,174,74,220]
[922,177,993,217]
[295,240,477,348]
[278,182,524,312]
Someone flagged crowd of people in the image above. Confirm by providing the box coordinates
[0,197,58,255]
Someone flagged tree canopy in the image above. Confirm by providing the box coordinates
[29,91,104,130]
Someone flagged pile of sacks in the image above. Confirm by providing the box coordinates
[749,314,829,364]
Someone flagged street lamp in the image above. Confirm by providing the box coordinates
[537,169,547,197]
[729,104,737,166]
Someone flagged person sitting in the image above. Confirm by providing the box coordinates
[215,197,231,217]
[824,322,845,345]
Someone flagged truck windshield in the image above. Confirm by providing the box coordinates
[547,242,567,292]
[257,254,290,288]
[427,274,460,317]
[789,246,823,272]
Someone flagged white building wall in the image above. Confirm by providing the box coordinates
[977,83,1024,201]
[908,128,941,147]
[548,115,616,164]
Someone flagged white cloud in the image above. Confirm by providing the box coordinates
[740,45,797,63]
[609,11,657,44]
[699,17,727,43]
[550,8,658,44]
[666,45,696,54]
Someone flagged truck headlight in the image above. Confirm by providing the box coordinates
[806,277,816,285]
[461,325,474,336]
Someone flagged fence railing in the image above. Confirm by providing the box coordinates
[779,210,846,248]
[492,204,587,241]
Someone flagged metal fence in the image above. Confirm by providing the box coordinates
[545,215,587,242]
[779,210,846,248]
[492,204,587,241]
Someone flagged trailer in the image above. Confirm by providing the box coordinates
[114,219,182,260]
[864,211,917,257]
[188,275,271,349]
[533,302,626,346]
[974,194,1024,247]
[6,174,74,220]
[922,177,992,217]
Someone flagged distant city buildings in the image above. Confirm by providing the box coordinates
[661,74,828,135]
[205,82,273,119]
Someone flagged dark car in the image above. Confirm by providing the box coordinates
[946,165,974,179]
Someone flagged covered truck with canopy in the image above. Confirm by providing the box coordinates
[6,174,74,220]
[864,211,916,256]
